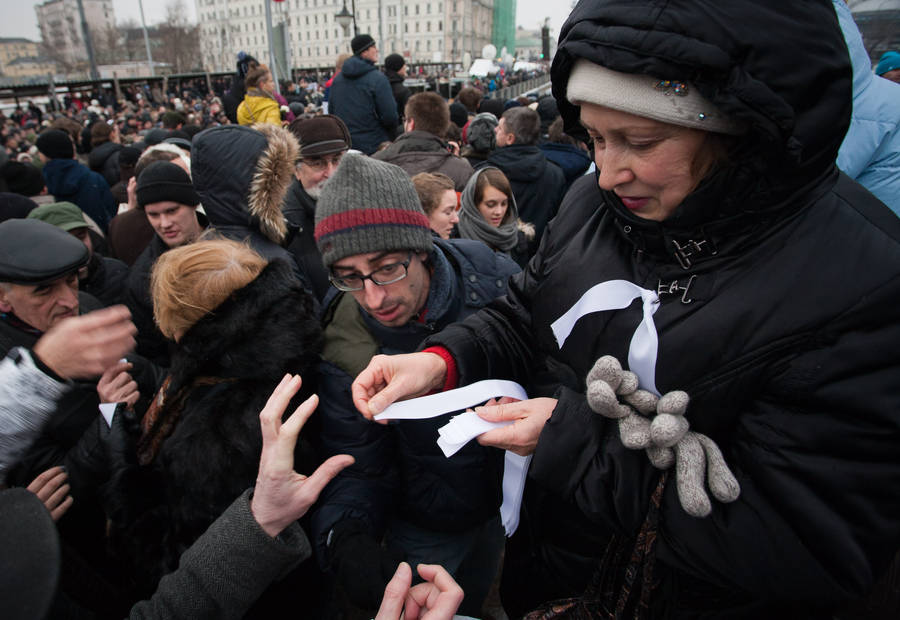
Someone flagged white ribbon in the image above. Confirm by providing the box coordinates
[551,280,661,395]
[375,380,531,536]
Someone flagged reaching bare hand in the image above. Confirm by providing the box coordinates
[351,353,448,421]
[250,374,354,537]
[374,562,464,620]
[26,466,73,521]
[33,306,136,380]
[475,397,558,456]
[97,361,139,408]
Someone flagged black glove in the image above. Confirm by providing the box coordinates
[327,519,405,610]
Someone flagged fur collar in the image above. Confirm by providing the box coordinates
[249,123,299,245]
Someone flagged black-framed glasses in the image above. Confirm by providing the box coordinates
[329,253,413,292]
[299,152,344,171]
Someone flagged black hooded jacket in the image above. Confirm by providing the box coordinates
[424,1,900,616]
[480,144,566,243]
[191,124,314,294]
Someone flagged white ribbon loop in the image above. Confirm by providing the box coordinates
[551,280,661,395]
[373,380,532,536]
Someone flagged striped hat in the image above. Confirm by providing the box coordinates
[315,152,433,268]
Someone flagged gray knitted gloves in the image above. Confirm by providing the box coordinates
[585,355,740,517]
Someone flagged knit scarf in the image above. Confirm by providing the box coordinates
[458,167,520,252]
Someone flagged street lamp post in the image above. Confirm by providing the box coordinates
[335,0,358,38]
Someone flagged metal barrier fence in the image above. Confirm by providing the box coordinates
[491,77,552,101]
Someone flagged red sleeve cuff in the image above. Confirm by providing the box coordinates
[422,346,458,392]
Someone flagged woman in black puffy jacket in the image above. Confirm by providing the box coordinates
[350,1,900,617]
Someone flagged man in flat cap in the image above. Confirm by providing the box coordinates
[329,34,399,155]
[0,219,121,484]
[27,202,129,307]
[285,114,351,300]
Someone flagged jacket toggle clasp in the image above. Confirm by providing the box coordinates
[657,275,696,304]
[671,237,716,269]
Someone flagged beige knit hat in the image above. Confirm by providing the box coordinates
[566,59,745,135]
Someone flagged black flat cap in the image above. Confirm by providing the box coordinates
[0,219,89,285]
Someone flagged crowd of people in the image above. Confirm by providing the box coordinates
[0,1,899,618]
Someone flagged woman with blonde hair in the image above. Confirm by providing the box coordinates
[237,65,282,126]
[103,238,322,606]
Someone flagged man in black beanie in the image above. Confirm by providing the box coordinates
[36,130,117,233]
[329,34,398,155]
[383,53,411,124]
[125,161,205,364]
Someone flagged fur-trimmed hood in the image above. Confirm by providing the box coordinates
[191,123,299,244]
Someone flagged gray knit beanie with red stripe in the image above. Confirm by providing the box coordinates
[315,152,433,268]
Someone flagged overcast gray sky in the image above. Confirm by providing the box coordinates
[3,1,574,45]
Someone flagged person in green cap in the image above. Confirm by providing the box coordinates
[28,202,129,307]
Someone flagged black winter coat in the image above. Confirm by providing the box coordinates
[104,260,322,597]
[124,234,175,366]
[329,56,399,155]
[480,144,566,244]
[385,69,411,125]
[425,0,900,616]
[81,253,129,307]
[283,179,331,302]
[88,141,122,188]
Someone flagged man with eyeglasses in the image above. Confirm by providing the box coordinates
[285,115,351,300]
[310,153,520,617]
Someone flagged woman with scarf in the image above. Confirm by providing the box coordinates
[348,0,900,617]
[458,167,534,268]
[102,238,323,610]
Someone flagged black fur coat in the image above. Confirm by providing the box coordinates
[103,259,322,596]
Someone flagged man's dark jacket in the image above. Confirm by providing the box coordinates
[480,144,566,243]
[124,234,175,366]
[311,238,520,562]
[82,253,129,307]
[385,68,411,125]
[373,131,474,191]
[88,141,122,188]
[283,179,330,302]
[42,159,117,233]
[329,55,399,155]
